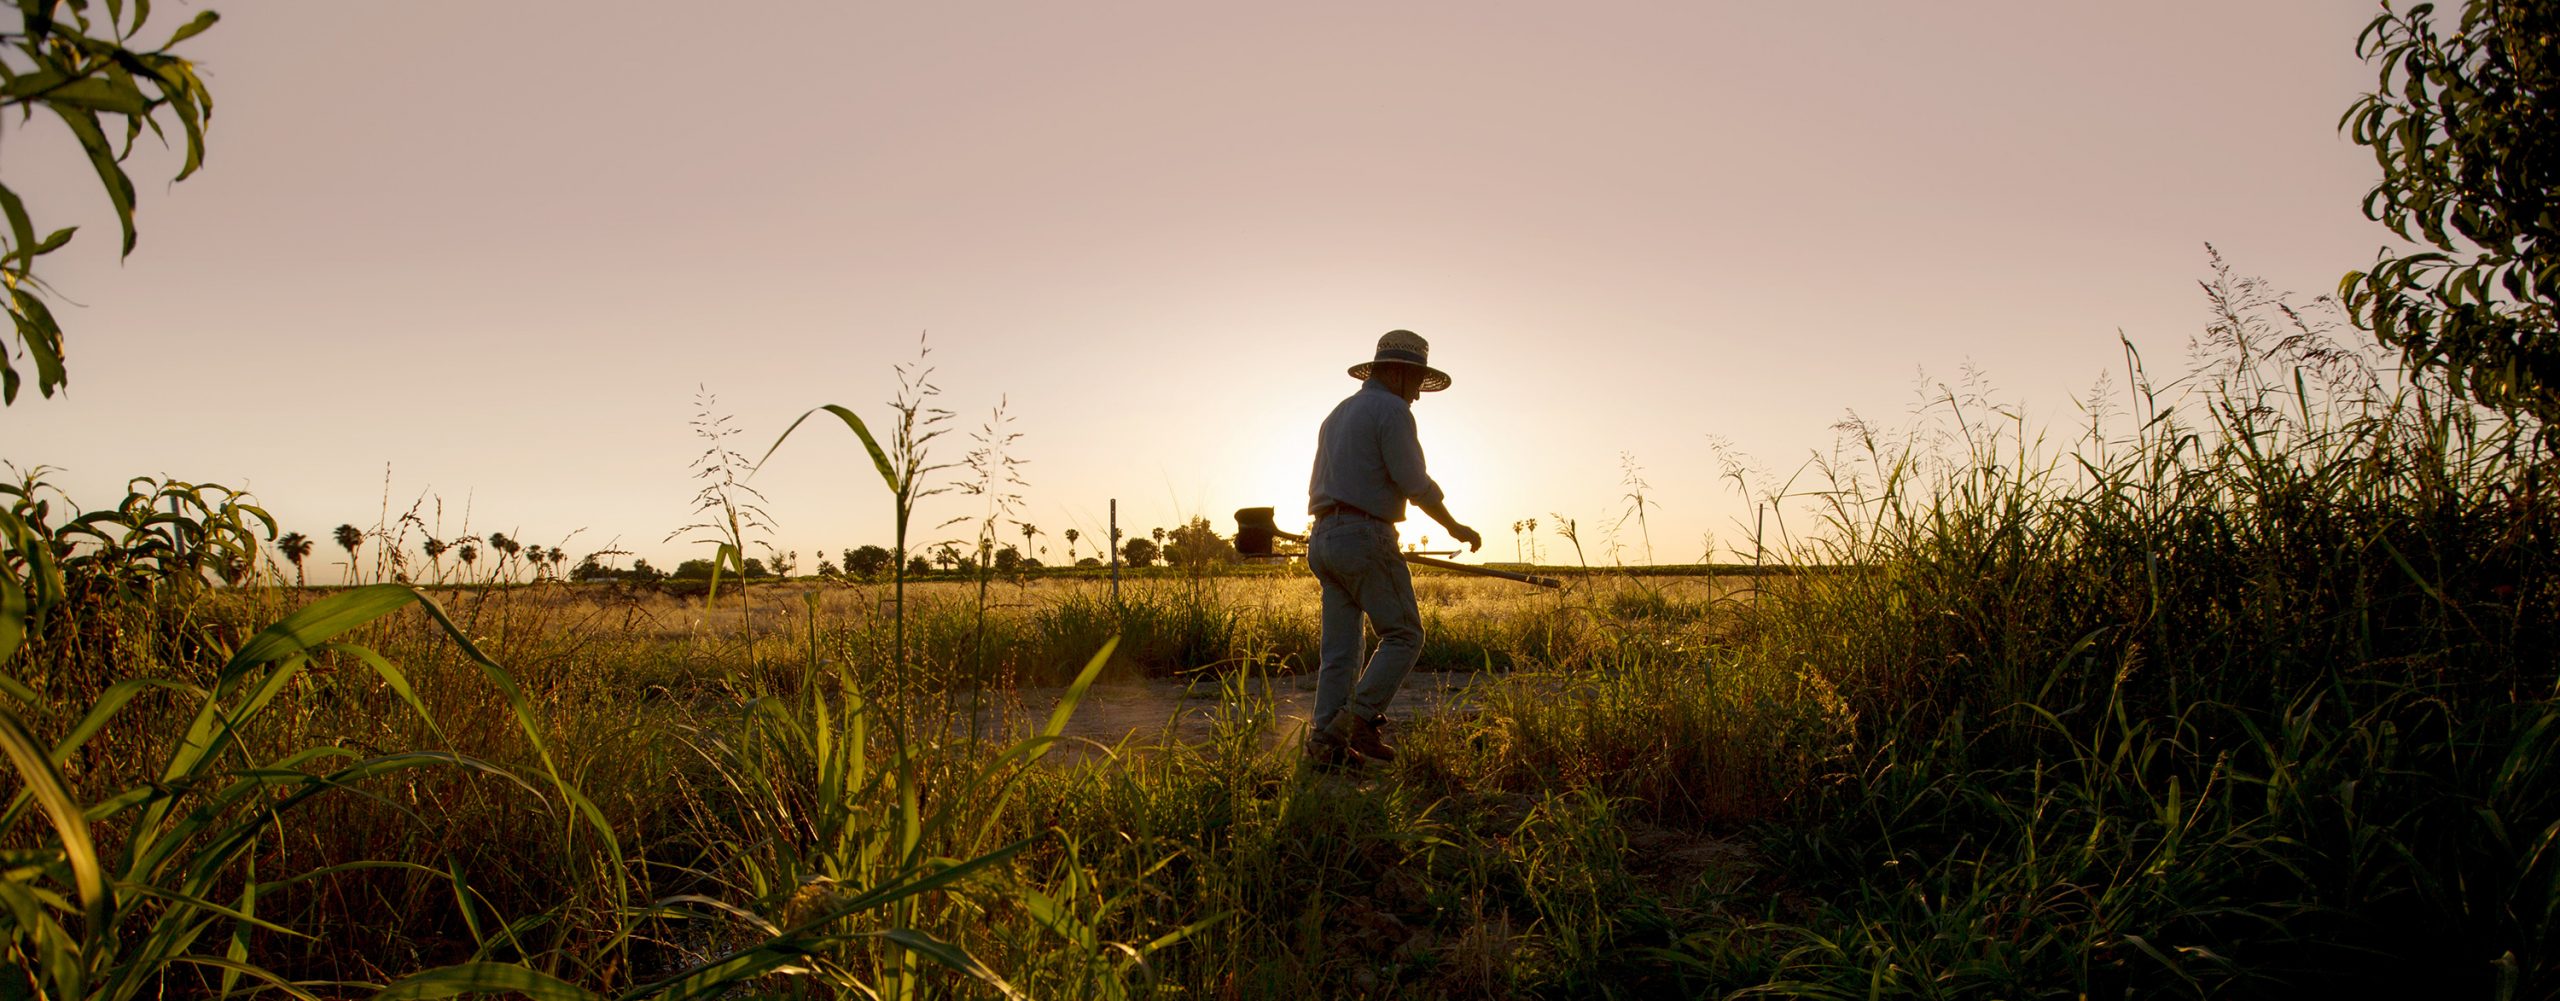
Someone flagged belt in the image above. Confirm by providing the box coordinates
[1313,502,1385,523]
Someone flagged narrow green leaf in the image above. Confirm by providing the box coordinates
[116,879,304,939]
[315,641,450,746]
[157,956,326,1001]
[401,592,633,910]
[1043,635,1118,741]
[627,948,808,1001]
[1017,889,1081,940]
[46,104,138,256]
[164,9,218,46]
[640,894,780,937]
[43,75,151,116]
[149,60,212,181]
[0,182,40,272]
[879,928,1029,1000]
[0,666,36,706]
[0,68,72,103]
[761,404,899,494]
[50,678,192,767]
[0,568,25,664]
[1139,909,1233,955]
[0,704,106,984]
[373,963,599,1001]
[0,878,78,995]
[823,835,1036,916]
[223,583,417,677]
[5,285,65,399]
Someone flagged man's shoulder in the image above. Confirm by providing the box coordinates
[1329,386,1405,420]
[1323,389,1372,422]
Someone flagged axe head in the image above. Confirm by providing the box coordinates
[1234,507,1280,557]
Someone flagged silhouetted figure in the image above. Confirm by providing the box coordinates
[1303,330,1482,770]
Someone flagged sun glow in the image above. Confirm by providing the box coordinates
[1204,380,1512,556]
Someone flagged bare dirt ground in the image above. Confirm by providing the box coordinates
[960,669,1492,754]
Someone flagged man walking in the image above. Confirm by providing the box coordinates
[1305,330,1482,769]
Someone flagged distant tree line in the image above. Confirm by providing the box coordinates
[521,516,1256,588]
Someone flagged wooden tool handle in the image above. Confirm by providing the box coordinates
[1283,524,1559,588]
[1402,553,1563,589]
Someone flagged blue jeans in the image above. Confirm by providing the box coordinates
[1306,514,1422,731]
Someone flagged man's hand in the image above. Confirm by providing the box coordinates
[1416,498,1482,552]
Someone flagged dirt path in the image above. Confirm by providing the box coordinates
[961,670,1491,754]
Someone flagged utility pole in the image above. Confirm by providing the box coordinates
[1108,498,1121,603]
[1754,502,1765,574]
[1754,501,1767,605]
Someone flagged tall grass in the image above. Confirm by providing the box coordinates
[1688,264,2560,997]
[11,263,2555,996]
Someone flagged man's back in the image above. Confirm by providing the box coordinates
[1309,379,1442,523]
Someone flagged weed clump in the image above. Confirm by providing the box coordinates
[1693,264,2560,997]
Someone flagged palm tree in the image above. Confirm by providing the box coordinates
[1018,522,1041,567]
[1152,526,1165,552]
[1062,528,1080,563]
[1524,517,1539,564]
[276,532,314,587]
[488,532,522,581]
[1513,520,1525,562]
[332,524,364,584]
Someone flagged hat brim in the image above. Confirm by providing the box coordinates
[1349,360,1451,392]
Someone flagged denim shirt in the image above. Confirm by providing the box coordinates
[1308,378,1444,522]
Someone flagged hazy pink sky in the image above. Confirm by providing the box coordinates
[7,1,2392,577]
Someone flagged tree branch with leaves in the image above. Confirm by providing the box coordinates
[2341,0,2558,426]
[1,0,219,403]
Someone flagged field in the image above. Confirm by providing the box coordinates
[9,296,2560,999]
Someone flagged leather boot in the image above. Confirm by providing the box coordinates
[1324,713,1396,762]
[1303,728,1362,773]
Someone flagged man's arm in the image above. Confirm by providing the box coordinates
[1381,406,1479,551]
[1415,497,1481,552]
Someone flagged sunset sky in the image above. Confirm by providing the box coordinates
[7,2,2394,578]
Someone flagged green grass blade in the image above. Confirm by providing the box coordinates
[878,928,1029,1001]
[47,678,195,766]
[0,863,82,997]
[0,557,26,665]
[760,404,900,494]
[821,835,1037,917]
[947,637,1119,852]
[314,641,451,746]
[221,583,417,680]
[401,592,634,933]
[115,878,304,940]
[221,853,254,997]
[160,955,330,1001]
[622,949,810,1001]
[1137,909,1234,956]
[1040,636,1117,743]
[0,702,104,990]
[373,962,599,1001]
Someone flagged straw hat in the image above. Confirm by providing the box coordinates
[1346,329,1452,392]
